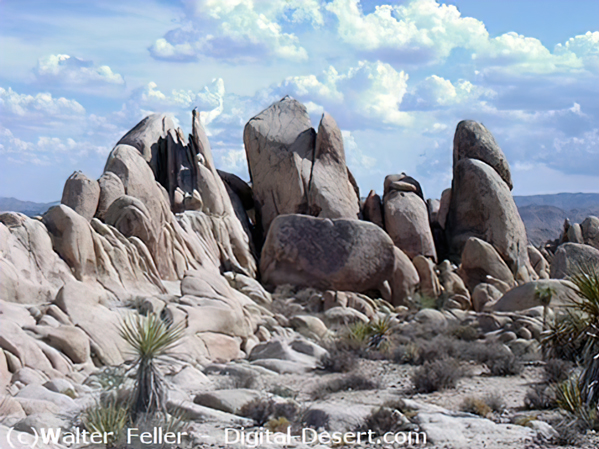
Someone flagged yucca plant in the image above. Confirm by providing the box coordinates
[535,285,555,332]
[119,313,185,419]
[555,375,598,429]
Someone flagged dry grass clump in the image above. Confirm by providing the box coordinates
[411,358,466,393]
[311,374,379,400]
[461,396,492,417]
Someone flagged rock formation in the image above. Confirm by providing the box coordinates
[244,97,359,234]
[446,121,535,284]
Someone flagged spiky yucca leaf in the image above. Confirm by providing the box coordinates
[555,375,597,428]
[120,313,184,362]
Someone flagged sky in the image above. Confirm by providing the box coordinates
[1,0,598,203]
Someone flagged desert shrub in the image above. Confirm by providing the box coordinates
[391,343,420,365]
[239,398,275,426]
[357,406,410,436]
[311,374,379,400]
[524,384,557,410]
[318,346,357,373]
[544,358,573,384]
[301,408,330,430]
[484,393,506,414]
[273,401,300,421]
[450,324,480,342]
[461,396,492,417]
[267,417,291,433]
[412,335,463,365]
[485,352,522,376]
[411,358,466,393]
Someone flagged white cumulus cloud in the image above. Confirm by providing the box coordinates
[34,54,125,85]
[149,0,319,62]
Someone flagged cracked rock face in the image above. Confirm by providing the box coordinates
[244,96,359,234]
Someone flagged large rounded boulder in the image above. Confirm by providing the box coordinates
[260,214,395,292]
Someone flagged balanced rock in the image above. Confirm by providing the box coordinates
[260,214,395,293]
[60,171,100,221]
[453,120,512,189]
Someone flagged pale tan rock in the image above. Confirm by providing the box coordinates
[390,247,420,306]
[384,189,436,260]
[472,283,503,312]
[453,120,513,189]
[362,190,384,228]
[438,260,470,300]
[493,279,579,312]
[29,325,91,364]
[290,315,328,340]
[53,281,126,366]
[197,332,242,363]
[61,171,100,221]
[527,245,549,279]
[413,256,441,298]
[308,113,360,220]
[551,243,599,279]
[457,237,515,292]
[0,214,74,304]
[244,97,315,232]
[95,171,125,221]
[581,216,599,249]
[447,158,534,281]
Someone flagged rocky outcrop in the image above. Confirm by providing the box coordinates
[243,97,359,233]
[95,172,125,221]
[457,237,515,292]
[308,113,361,219]
[550,242,599,279]
[493,279,579,312]
[362,190,384,228]
[453,120,512,190]
[0,213,73,304]
[60,172,100,221]
[260,214,395,293]
[383,174,436,260]
[390,247,420,306]
[447,158,533,282]
[581,216,599,249]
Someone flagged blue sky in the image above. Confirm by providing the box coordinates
[1,0,598,202]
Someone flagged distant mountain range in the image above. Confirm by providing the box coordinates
[0,197,58,217]
[514,193,599,246]
[2,193,598,247]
